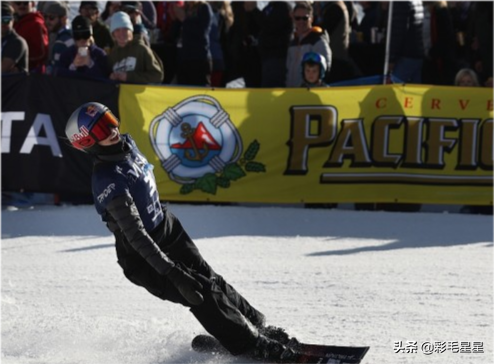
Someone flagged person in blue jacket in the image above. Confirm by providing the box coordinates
[64,102,298,362]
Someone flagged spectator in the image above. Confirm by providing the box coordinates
[155,1,182,43]
[121,1,150,46]
[345,1,359,30]
[227,1,263,87]
[101,2,121,27]
[1,2,28,74]
[258,1,293,87]
[300,51,328,88]
[12,1,49,73]
[36,0,69,15]
[209,1,234,87]
[44,2,73,73]
[350,1,386,77]
[422,1,457,85]
[138,0,158,37]
[172,1,214,86]
[388,0,425,83]
[57,15,110,80]
[120,0,156,33]
[286,2,331,87]
[153,2,184,83]
[108,11,163,84]
[320,1,361,83]
[467,2,493,87]
[79,1,114,55]
[448,0,474,67]
[454,67,480,87]
[356,2,381,45]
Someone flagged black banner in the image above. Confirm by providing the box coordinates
[1,74,119,195]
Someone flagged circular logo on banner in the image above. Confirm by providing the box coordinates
[150,95,266,195]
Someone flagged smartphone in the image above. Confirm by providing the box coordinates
[78,47,88,57]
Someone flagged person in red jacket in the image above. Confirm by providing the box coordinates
[12,1,48,73]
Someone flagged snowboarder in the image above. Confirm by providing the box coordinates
[64,102,296,362]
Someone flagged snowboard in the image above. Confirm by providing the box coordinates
[191,334,369,364]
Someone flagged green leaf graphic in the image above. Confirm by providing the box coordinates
[176,139,266,196]
[243,140,260,161]
[245,161,266,172]
[223,163,246,181]
[196,173,218,194]
[180,183,195,195]
[217,177,231,188]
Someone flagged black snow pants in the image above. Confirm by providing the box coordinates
[114,209,264,355]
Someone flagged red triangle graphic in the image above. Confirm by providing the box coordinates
[171,122,221,150]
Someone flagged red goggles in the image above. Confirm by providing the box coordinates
[71,111,119,150]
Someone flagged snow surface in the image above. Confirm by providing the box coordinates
[1,204,493,364]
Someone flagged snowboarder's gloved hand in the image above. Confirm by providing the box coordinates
[167,266,204,306]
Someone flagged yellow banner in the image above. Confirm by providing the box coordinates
[118,84,493,205]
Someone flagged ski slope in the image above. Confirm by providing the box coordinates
[1,204,492,364]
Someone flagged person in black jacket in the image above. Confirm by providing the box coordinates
[258,1,293,87]
[388,0,425,83]
[64,101,298,363]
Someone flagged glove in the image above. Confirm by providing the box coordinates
[167,266,204,306]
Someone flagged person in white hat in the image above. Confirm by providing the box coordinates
[108,11,163,84]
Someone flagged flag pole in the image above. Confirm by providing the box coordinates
[383,1,394,84]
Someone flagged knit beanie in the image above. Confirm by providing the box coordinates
[110,11,134,33]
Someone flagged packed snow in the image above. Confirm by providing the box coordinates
[1,203,493,364]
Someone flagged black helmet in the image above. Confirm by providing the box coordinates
[65,102,119,153]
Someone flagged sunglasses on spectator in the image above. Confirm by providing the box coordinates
[294,15,310,21]
[45,15,59,21]
[2,16,13,24]
[73,31,92,40]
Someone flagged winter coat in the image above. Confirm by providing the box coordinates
[1,28,29,74]
[48,27,74,71]
[389,0,424,62]
[177,2,213,62]
[321,1,350,60]
[13,11,49,73]
[286,27,332,87]
[424,3,457,85]
[258,1,293,60]
[57,43,110,80]
[108,38,164,84]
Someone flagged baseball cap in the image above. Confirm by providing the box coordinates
[72,15,92,39]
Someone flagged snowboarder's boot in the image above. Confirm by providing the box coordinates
[249,334,299,363]
[259,325,293,345]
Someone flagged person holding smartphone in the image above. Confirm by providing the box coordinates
[57,15,110,80]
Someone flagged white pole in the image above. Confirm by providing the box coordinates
[383,1,394,84]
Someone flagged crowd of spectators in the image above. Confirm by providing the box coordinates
[2,1,491,212]
[2,1,492,88]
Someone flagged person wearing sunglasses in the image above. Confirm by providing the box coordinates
[43,2,73,74]
[64,102,300,363]
[12,1,48,73]
[57,15,110,80]
[286,2,331,87]
[1,2,28,74]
